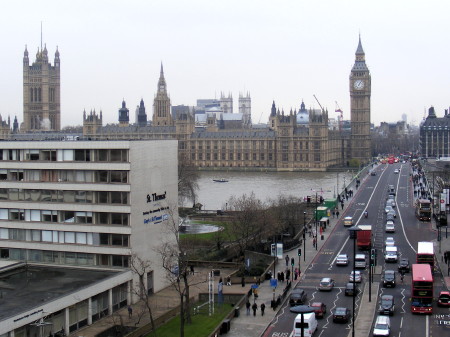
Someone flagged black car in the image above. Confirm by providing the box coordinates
[386,213,395,222]
[333,307,351,323]
[383,270,396,288]
[370,171,377,176]
[398,258,410,273]
[289,288,307,306]
[379,294,395,315]
[345,283,358,296]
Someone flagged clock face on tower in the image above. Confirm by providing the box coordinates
[353,80,364,90]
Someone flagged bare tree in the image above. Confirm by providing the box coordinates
[226,192,268,257]
[157,206,206,337]
[129,254,156,332]
[178,155,199,207]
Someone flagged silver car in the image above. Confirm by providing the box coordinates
[349,270,362,283]
[318,277,335,291]
[336,254,349,266]
[385,205,394,214]
[385,221,395,233]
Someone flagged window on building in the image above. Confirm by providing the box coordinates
[110,149,127,162]
[74,150,91,162]
[41,150,57,161]
[42,210,58,222]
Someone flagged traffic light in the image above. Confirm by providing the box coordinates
[370,248,377,266]
[298,248,302,257]
[291,258,295,266]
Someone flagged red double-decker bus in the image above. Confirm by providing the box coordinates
[411,264,433,314]
[417,241,434,269]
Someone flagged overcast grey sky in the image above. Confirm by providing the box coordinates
[1,0,449,128]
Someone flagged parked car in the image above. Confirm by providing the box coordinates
[385,237,395,247]
[394,169,399,174]
[388,199,396,208]
[310,302,327,318]
[318,277,335,291]
[385,205,394,214]
[349,270,362,283]
[345,282,358,296]
[379,294,395,315]
[289,288,307,306]
[398,258,410,273]
[387,210,397,218]
[333,307,350,323]
[385,221,395,233]
[336,254,349,266]
[437,291,450,307]
[386,213,395,222]
[383,270,396,288]
[373,315,391,336]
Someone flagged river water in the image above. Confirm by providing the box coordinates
[192,170,355,210]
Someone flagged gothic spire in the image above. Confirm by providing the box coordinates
[356,34,364,55]
[158,62,167,93]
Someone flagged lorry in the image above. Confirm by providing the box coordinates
[356,225,372,250]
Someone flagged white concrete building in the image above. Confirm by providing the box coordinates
[0,140,178,337]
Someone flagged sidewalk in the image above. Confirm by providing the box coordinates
[228,188,368,336]
[434,230,450,290]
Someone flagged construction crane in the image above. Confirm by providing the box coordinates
[335,101,344,131]
[313,94,324,111]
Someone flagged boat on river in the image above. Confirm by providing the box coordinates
[213,178,229,183]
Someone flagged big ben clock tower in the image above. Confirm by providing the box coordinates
[350,36,371,163]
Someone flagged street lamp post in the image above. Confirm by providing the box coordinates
[303,212,306,262]
[315,192,318,251]
[348,226,361,337]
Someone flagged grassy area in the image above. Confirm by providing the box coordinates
[147,304,232,337]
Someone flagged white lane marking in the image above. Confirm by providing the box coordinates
[400,288,406,314]
[395,167,416,254]
[425,314,429,337]
[330,165,389,268]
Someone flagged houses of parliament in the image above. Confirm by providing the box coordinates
[1,38,372,171]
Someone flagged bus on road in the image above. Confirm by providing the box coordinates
[417,241,435,269]
[415,199,431,221]
[411,264,433,314]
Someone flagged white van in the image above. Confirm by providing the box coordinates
[293,312,318,337]
[373,315,390,336]
[355,254,367,269]
[384,246,398,262]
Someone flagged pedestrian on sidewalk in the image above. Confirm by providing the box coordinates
[336,210,340,218]
[252,302,258,316]
[261,303,266,316]
[226,275,231,286]
[286,269,291,281]
[127,305,132,318]
[313,236,317,248]
[332,209,335,218]
[341,202,344,210]
[285,255,289,267]
[280,271,285,283]
[246,299,251,315]
[241,276,245,287]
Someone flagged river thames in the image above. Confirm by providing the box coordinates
[190,170,355,210]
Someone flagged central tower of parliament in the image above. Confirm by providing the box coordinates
[9,37,371,172]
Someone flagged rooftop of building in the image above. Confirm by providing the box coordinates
[0,263,120,322]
